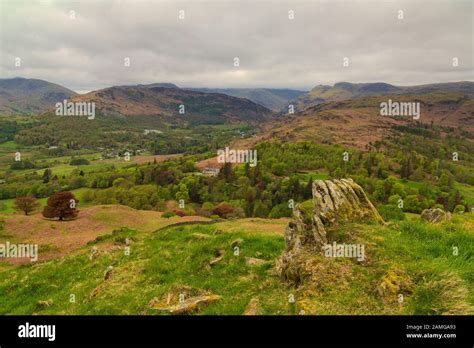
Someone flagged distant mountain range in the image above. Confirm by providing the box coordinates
[0,77,77,115]
[290,81,474,112]
[1,78,473,132]
[185,88,306,111]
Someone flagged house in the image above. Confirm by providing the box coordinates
[144,129,163,135]
[202,167,220,177]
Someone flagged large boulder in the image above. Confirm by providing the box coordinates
[276,178,384,283]
[420,208,451,223]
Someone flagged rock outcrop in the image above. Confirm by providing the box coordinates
[276,178,384,283]
[420,208,452,223]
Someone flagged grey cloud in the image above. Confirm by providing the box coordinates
[0,0,472,92]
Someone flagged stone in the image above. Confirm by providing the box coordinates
[155,294,221,315]
[276,178,384,283]
[243,298,259,315]
[36,299,53,309]
[149,284,221,314]
[420,208,452,223]
[209,249,225,266]
[104,265,113,280]
[245,256,268,266]
[192,233,212,240]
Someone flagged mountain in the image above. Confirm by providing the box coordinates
[186,88,306,111]
[120,82,179,89]
[49,85,275,124]
[0,78,77,115]
[230,90,474,150]
[290,81,474,112]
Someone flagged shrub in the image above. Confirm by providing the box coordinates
[269,203,292,218]
[172,209,186,217]
[70,158,90,165]
[378,204,405,221]
[453,205,465,214]
[213,203,235,218]
[161,211,175,219]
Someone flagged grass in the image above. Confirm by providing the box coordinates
[359,214,474,314]
[0,211,471,315]
[0,187,95,214]
[0,222,291,315]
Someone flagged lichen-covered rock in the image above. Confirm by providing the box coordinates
[276,178,384,283]
[420,208,452,223]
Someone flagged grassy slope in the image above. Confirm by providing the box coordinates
[0,210,471,315]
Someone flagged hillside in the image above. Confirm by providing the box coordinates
[0,206,471,315]
[232,91,474,150]
[290,81,474,112]
[187,88,306,111]
[63,86,275,124]
[0,205,209,264]
[0,78,77,116]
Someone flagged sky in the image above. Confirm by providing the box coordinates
[0,0,472,93]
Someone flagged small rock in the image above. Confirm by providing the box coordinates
[104,265,113,280]
[210,249,225,266]
[192,233,212,240]
[37,299,53,309]
[231,238,243,247]
[243,298,259,315]
[168,295,221,314]
[421,208,452,223]
[245,257,268,266]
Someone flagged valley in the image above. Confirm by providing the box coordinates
[0,78,473,315]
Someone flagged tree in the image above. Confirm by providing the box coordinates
[42,169,52,183]
[70,158,90,165]
[213,203,234,218]
[14,196,39,215]
[271,162,286,176]
[42,191,79,220]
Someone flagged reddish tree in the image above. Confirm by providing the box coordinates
[172,208,186,217]
[42,191,79,221]
[212,203,234,218]
[14,196,39,216]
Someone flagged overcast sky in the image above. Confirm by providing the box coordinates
[0,0,472,93]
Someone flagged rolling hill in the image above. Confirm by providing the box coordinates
[229,90,474,150]
[0,78,77,115]
[290,81,474,112]
[59,85,275,124]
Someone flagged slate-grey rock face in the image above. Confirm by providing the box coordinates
[276,178,384,283]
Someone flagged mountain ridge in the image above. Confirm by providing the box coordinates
[0,77,77,115]
[289,81,474,112]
